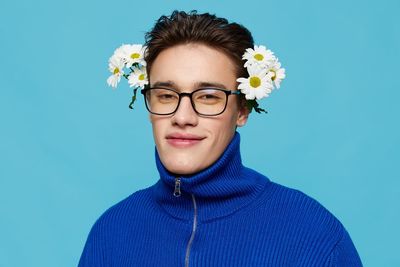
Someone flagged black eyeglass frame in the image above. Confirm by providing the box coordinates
[140,87,241,116]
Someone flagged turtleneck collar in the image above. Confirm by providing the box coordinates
[151,132,271,223]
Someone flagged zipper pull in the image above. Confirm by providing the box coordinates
[173,177,182,197]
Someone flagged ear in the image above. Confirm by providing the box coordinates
[236,104,250,127]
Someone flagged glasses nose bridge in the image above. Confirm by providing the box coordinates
[176,91,196,111]
[178,91,194,100]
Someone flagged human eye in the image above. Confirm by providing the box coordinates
[152,88,178,102]
[195,89,224,104]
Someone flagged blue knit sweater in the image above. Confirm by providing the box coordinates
[78,132,363,266]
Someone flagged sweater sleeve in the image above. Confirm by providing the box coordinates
[324,227,363,267]
[77,220,108,267]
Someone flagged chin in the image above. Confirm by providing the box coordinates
[168,166,198,176]
[162,156,205,176]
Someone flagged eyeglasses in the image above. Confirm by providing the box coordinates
[141,87,241,116]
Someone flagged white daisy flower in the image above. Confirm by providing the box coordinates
[267,59,286,89]
[121,44,147,68]
[128,65,148,88]
[113,44,128,61]
[106,54,125,88]
[236,65,274,100]
[243,45,276,68]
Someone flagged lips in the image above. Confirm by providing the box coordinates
[166,133,205,147]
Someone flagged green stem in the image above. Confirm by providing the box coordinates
[128,88,138,109]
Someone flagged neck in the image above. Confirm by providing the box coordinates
[152,132,270,222]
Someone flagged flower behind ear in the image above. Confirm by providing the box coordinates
[120,44,147,68]
[106,44,149,108]
[267,59,286,89]
[236,65,273,100]
[128,66,149,88]
[107,54,125,88]
[242,45,276,68]
[237,44,286,113]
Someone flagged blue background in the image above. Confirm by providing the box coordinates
[1,0,399,266]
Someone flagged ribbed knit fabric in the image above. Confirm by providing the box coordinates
[78,132,363,266]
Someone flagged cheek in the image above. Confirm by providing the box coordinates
[221,103,240,131]
[150,117,167,145]
[206,114,237,145]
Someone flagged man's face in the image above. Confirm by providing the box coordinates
[149,43,248,175]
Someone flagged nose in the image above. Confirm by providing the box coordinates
[171,95,198,127]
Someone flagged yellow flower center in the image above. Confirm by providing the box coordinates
[250,76,261,88]
[131,53,140,59]
[270,70,276,81]
[138,74,145,81]
[113,67,120,75]
[254,53,264,61]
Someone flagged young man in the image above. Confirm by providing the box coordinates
[78,10,363,266]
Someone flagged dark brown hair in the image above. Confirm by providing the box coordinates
[144,10,254,81]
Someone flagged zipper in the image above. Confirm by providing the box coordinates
[185,193,197,267]
[174,177,182,197]
[173,177,198,267]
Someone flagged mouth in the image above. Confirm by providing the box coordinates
[166,133,206,147]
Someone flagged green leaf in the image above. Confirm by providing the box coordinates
[246,99,268,114]
[254,106,268,113]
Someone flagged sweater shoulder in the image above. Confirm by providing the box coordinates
[264,181,346,241]
[90,185,156,230]
[269,181,341,218]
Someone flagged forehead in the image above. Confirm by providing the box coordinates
[149,43,237,91]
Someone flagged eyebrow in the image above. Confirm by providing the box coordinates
[151,80,228,90]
